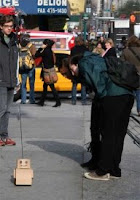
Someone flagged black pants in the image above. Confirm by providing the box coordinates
[90,95,134,175]
[90,98,102,166]
[40,82,60,104]
[96,95,134,175]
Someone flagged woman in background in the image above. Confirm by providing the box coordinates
[102,38,117,58]
[35,39,61,107]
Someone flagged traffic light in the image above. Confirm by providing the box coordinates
[130,14,136,23]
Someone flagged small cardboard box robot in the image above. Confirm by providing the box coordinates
[14,159,33,186]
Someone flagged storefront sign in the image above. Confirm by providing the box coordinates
[114,20,129,28]
[0,0,68,15]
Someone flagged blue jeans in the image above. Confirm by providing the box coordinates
[135,89,140,113]
[0,87,14,139]
[72,82,86,104]
[21,68,35,103]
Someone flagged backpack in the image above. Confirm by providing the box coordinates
[19,43,34,73]
[105,56,140,91]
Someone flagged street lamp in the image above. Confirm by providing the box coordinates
[82,13,89,41]
[82,4,91,41]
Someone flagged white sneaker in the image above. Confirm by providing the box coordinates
[84,172,110,181]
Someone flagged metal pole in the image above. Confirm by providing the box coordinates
[83,19,87,41]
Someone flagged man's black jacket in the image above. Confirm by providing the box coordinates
[0,31,18,88]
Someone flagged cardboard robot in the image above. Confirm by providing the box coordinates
[13,159,33,185]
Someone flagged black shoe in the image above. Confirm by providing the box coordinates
[81,159,97,170]
[109,169,121,179]
[37,101,44,106]
[52,102,61,107]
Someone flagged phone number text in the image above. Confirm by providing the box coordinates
[38,8,67,14]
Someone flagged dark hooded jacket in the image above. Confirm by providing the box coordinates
[0,31,18,88]
[78,51,133,98]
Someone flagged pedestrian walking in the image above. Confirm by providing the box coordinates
[0,15,18,146]
[35,39,61,107]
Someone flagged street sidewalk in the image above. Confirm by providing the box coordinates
[0,100,140,200]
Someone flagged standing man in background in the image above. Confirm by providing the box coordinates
[19,33,36,104]
[70,36,88,105]
[0,15,18,146]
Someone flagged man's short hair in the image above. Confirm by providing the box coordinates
[0,15,14,26]
[19,33,30,47]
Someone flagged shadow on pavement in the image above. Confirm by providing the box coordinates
[26,140,88,164]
